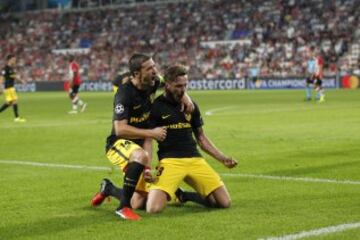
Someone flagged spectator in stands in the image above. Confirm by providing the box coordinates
[1,0,359,82]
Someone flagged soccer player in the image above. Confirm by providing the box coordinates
[305,46,325,102]
[0,55,26,122]
[112,71,164,94]
[91,54,193,220]
[112,71,131,93]
[146,64,238,213]
[67,55,87,114]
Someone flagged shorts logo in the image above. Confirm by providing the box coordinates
[115,104,124,114]
[133,104,141,110]
[161,114,171,119]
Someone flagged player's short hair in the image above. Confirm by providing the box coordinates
[164,64,188,83]
[6,54,15,61]
[128,53,151,76]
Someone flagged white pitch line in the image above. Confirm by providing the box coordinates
[0,120,109,129]
[222,173,360,185]
[205,106,238,116]
[204,105,358,116]
[259,222,360,240]
[1,160,359,186]
[0,160,112,171]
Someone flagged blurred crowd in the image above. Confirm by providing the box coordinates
[0,0,360,82]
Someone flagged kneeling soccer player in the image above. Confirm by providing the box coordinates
[146,64,238,213]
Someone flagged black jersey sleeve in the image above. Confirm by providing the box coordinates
[112,89,130,121]
[191,102,204,129]
[112,75,122,87]
[151,76,162,94]
[113,72,131,87]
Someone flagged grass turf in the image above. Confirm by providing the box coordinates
[0,89,359,240]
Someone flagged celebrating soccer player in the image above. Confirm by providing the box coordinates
[91,54,193,220]
[146,64,238,213]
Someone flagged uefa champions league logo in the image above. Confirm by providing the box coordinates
[115,104,124,114]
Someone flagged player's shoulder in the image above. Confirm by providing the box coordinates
[153,94,166,105]
[113,72,131,86]
[114,81,133,103]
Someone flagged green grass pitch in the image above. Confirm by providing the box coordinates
[0,89,359,240]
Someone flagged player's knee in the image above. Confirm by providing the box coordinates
[211,186,231,208]
[146,202,165,214]
[131,194,146,210]
[146,190,167,213]
[218,198,231,208]
[130,149,150,165]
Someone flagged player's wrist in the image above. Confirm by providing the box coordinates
[220,157,227,163]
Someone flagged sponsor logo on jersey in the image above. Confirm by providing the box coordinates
[130,112,150,123]
[167,122,191,129]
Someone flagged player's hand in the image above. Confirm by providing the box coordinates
[151,126,167,141]
[223,157,238,169]
[144,167,156,183]
[181,94,194,114]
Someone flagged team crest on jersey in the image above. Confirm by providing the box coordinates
[185,113,192,122]
[115,104,124,114]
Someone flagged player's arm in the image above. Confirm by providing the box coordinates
[114,119,166,141]
[142,137,156,182]
[194,127,237,169]
[181,92,195,114]
[143,137,153,163]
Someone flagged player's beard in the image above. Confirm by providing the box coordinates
[141,74,155,89]
[166,87,184,103]
[174,91,184,102]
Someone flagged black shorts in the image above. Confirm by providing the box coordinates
[71,85,80,94]
[306,77,314,84]
[314,78,322,87]
[306,76,322,86]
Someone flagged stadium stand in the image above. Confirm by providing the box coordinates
[0,0,359,81]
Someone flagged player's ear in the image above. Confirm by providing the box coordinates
[133,71,140,77]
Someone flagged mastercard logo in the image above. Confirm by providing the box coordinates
[342,75,359,89]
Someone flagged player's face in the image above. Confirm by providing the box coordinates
[8,57,16,66]
[139,58,158,87]
[166,75,188,102]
